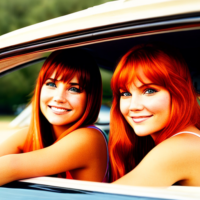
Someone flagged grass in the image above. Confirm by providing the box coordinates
[0,115,16,122]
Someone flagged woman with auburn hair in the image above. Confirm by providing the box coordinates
[0,48,109,185]
[109,44,200,186]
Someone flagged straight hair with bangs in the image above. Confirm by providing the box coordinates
[23,48,102,152]
[109,44,200,182]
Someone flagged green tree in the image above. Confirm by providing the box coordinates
[0,0,114,113]
[0,0,115,36]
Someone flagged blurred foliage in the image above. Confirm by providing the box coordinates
[0,0,115,36]
[0,115,15,121]
[0,62,43,114]
[0,0,114,114]
[100,68,113,106]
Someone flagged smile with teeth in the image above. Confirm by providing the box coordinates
[49,106,71,113]
[131,115,152,123]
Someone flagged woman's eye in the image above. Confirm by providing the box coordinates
[144,88,157,94]
[69,87,80,93]
[120,92,131,97]
[46,82,56,87]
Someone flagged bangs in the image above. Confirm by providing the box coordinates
[55,63,78,83]
[117,53,168,92]
[118,61,139,91]
[42,62,85,90]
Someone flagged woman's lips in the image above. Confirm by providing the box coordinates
[48,105,71,114]
[131,115,152,123]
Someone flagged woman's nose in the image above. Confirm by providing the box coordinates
[53,87,67,103]
[129,94,144,111]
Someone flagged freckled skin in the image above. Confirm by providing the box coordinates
[40,73,87,135]
[120,67,171,141]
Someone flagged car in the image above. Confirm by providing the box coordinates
[1,0,200,199]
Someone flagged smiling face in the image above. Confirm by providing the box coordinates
[119,67,171,141]
[40,72,87,130]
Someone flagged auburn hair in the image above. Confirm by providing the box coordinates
[109,44,200,181]
[23,48,102,152]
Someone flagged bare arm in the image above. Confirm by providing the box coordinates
[0,127,28,157]
[113,135,200,186]
[0,127,107,185]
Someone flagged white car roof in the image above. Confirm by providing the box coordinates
[0,0,200,49]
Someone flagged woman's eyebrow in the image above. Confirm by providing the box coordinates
[139,83,159,88]
[69,82,79,86]
[46,78,56,81]
[47,78,79,85]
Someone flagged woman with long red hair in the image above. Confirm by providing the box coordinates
[109,44,200,186]
[0,48,109,185]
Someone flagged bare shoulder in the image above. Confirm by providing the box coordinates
[50,126,107,175]
[146,133,200,164]
[166,133,200,163]
[116,134,200,186]
[159,133,200,158]
[73,127,106,138]
[64,126,107,149]
[0,127,29,156]
[54,126,108,166]
[140,133,200,182]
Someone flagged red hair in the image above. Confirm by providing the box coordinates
[109,44,200,181]
[23,48,102,152]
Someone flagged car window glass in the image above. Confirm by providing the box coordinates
[0,60,44,141]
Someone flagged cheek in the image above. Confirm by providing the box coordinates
[120,99,129,116]
[147,93,171,114]
[72,93,87,110]
[40,88,48,104]
[40,88,51,111]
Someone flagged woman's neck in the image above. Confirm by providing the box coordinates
[51,124,71,140]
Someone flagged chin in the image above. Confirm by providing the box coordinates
[47,119,65,126]
[134,129,152,137]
